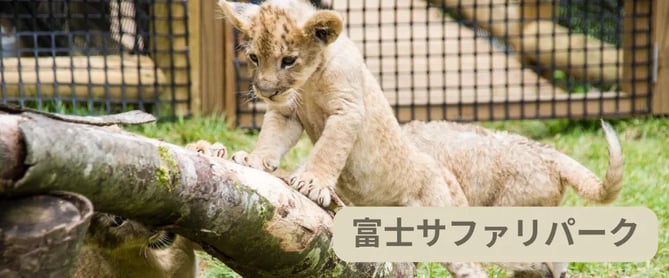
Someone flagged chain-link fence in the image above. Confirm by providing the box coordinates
[0,1,657,125]
[233,0,654,128]
[0,0,191,118]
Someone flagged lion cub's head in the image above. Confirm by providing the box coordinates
[85,212,179,252]
[218,0,343,104]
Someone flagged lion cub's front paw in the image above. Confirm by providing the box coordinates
[288,171,334,208]
[186,140,227,159]
[230,151,278,172]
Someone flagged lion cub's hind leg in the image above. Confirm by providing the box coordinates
[401,156,486,277]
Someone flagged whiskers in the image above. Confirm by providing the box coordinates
[135,230,176,259]
[139,245,150,259]
[240,88,258,104]
[235,42,249,52]
[147,231,177,250]
[290,88,305,107]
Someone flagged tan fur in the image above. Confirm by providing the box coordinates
[402,119,624,207]
[217,0,484,277]
[73,213,197,278]
[216,1,624,277]
[403,119,623,278]
[217,0,470,209]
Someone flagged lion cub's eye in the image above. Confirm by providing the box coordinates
[248,54,259,64]
[109,215,126,227]
[281,56,297,68]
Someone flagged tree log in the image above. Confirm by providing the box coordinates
[0,113,415,278]
[521,20,622,84]
[427,0,621,85]
[0,192,94,278]
[428,0,523,49]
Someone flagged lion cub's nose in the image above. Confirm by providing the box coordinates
[254,81,281,98]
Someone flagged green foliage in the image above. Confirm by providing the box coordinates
[126,116,668,278]
[196,251,242,278]
[156,145,180,192]
[551,69,595,94]
[552,117,669,277]
[125,114,258,153]
[551,69,621,95]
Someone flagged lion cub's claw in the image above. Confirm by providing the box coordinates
[288,171,333,208]
[231,151,278,172]
[186,140,227,159]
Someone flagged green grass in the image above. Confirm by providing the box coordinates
[125,115,668,278]
[125,114,312,170]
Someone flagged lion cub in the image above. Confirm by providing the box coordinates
[403,120,623,278]
[216,0,482,276]
[216,1,624,277]
[73,212,197,278]
[217,0,467,208]
[403,119,624,207]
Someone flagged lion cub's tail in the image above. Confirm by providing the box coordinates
[555,120,624,204]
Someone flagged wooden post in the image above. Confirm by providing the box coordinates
[187,0,228,118]
[223,21,238,128]
[151,0,190,117]
[187,0,202,116]
[186,1,238,126]
[622,0,653,112]
[652,0,669,115]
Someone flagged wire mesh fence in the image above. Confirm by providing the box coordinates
[0,0,656,125]
[0,0,191,118]
[233,0,654,129]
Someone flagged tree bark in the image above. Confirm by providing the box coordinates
[0,113,415,278]
[0,192,94,278]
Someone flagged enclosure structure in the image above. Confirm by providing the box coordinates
[0,0,667,127]
[0,0,191,118]
[231,0,668,128]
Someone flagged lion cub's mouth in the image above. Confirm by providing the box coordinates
[267,90,281,100]
[258,88,295,103]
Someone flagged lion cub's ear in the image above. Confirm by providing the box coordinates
[302,10,343,46]
[217,0,259,34]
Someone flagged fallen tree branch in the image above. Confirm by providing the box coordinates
[427,0,620,84]
[0,113,414,278]
[0,103,157,126]
[0,192,94,277]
